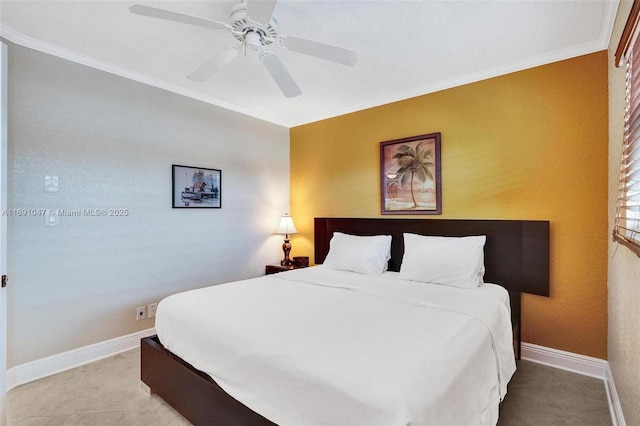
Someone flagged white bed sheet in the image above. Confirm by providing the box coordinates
[155,266,516,426]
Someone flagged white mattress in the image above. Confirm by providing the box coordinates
[155,266,516,426]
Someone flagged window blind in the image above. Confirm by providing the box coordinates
[615,5,640,257]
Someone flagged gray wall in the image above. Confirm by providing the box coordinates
[6,43,290,366]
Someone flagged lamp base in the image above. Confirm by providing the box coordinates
[281,238,292,266]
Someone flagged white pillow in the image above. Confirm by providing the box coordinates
[322,232,392,275]
[399,233,486,288]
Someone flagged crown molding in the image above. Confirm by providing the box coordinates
[1,0,619,129]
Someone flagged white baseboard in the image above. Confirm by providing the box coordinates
[521,342,625,426]
[521,341,608,379]
[6,328,155,391]
[605,363,627,426]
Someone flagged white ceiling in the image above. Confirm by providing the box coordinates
[0,0,619,128]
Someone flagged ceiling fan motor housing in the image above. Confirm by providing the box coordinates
[229,3,278,47]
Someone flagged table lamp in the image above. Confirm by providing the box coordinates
[276,213,298,266]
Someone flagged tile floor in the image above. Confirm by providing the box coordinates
[7,349,189,425]
[7,348,613,425]
[498,361,612,426]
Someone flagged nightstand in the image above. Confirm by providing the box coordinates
[265,264,307,275]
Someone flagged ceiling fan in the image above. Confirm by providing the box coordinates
[129,1,358,98]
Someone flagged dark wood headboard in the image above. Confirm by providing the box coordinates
[314,217,549,297]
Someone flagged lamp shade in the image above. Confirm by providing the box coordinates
[276,214,298,235]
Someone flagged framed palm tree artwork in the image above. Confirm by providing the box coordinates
[380,133,441,215]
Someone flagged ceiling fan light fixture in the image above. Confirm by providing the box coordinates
[245,31,262,51]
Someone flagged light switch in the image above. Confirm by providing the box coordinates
[45,210,59,227]
[45,175,58,192]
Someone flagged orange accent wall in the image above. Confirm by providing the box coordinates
[290,51,609,359]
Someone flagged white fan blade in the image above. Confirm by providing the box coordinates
[188,46,240,82]
[260,52,301,98]
[282,36,357,67]
[129,4,229,31]
[246,0,278,25]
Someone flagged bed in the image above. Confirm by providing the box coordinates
[141,218,550,426]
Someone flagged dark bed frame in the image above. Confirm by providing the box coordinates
[141,218,550,426]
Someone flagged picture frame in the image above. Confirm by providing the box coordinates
[172,165,221,209]
[380,133,441,215]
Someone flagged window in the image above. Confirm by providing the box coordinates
[615,1,640,257]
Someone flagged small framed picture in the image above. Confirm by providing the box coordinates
[380,132,442,215]
[172,165,221,208]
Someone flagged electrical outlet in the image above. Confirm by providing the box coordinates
[136,306,145,321]
[148,303,157,319]
[45,210,59,227]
